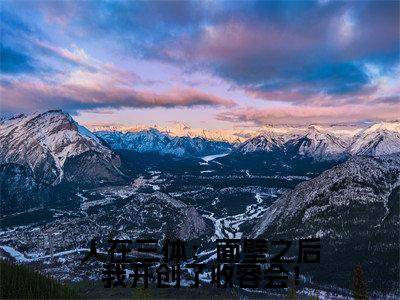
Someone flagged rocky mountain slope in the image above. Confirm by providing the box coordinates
[0,110,126,215]
[251,154,400,294]
[349,122,400,156]
[95,129,232,157]
[0,190,208,280]
[235,122,399,161]
[0,110,125,185]
[236,132,285,153]
[284,126,350,160]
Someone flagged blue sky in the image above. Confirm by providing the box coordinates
[1,0,399,128]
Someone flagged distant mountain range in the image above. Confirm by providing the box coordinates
[236,122,400,160]
[1,111,399,185]
[95,129,232,157]
[97,121,399,161]
[88,122,369,143]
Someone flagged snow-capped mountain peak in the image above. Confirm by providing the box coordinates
[95,128,172,153]
[95,128,232,157]
[0,110,123,185]
[289,126,349,160]
[237,121,399,160]
[349,121,400,156]
[236,133,285,153]
[363,121,400,134]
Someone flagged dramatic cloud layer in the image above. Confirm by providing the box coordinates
[0,78,235,115]
[1,1,399,126]
[217,105,400,126]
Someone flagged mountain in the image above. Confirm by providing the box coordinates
[0,110,126,215]
[235,126,349,161]
[161,136,231,157]
[0,110,125,186]
[91,123,254,143]
[349,121,400,156]
[236,132,285,153]
[88,122,364,144]
[95,129,232,157]
[251,154,400,294]
[285,126,349,160]
[0,190,209,280]
[235,122,399,161]
[95,128,171,153]
[94,121,399,161]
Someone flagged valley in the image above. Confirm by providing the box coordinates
[0,110,399,298]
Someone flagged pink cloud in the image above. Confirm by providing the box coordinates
[244,82,380,106]
[217,105,400,125]
[0,78,235,115]
[164,20,319,63]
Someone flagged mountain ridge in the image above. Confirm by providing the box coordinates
[1,111,398,165]
[95,120,399,160]
[95,129,232,157]
[0,110,125,185]
[235,122,399,160]
[251,153,400,293]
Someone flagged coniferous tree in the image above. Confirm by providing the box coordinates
[0,261,82,299]
[353,265,368,300]
[285,280,298,299]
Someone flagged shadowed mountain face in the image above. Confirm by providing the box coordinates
[0,110,127,215]
[252,154,400,294]
[0,110,125,186]
[235,123,400,161]
[0,163,50,216]
[95,129,232,157]
[0,190,209,280]
[96,121,400,163]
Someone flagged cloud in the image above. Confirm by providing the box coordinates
[1,1,398,123]
[154,2,399,105]
[34,41,96,71]
[217,105,400,126]
[0,7,236,116]
[0,75,235,115]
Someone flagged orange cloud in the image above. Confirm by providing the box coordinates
[217,105,400,125]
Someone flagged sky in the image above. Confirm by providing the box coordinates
[1,0,399,130]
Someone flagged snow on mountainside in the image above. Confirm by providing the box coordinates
[161,136,231,157]
[252,154,400,237]
[286,126,349,160]
[88,122,364,143]
[96,128,171,153]
[96,121,399,161]
[91,123,253,143]
[251,153,400,293]
[95,129,232,157]
[236,126,349,160]
[0,110,124,185]
[236,121,399,160]
[349,121,400,156]
[236,132,285,153]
